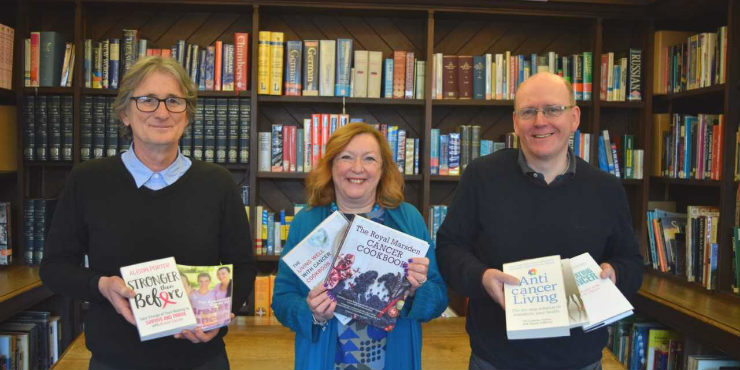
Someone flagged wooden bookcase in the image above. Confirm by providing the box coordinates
[0,0,737,361]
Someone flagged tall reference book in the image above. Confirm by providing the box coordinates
[503,255,570,340]
[325,215,429,331]
[120,257,198,341]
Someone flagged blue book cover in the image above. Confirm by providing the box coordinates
[334,39,353,97]
[285,40,303,95]
[430,128,439,175]
[683,116,696,179]
[109,38,120,89]
[597,135,608,172]
[414,137,420,175]
[480,140,493,156]
[205,47,215,91]
[266,212,275,255]
[439,134,449,174]
[296,128,304,172]
[198,49,207,90]
[448,132,461,175]
[388,126,398,165]
[472,55,485,100]
[383,58,394,98]
[573,130,581,158]
[629,322,662,370]
[518,55,525,85]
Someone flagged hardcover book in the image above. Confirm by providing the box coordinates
[177,263,234,331]
[503,255,570,340]
[120,257,198,341]
[325,215,429,331]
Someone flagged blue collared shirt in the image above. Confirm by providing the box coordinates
[121,145,192,191]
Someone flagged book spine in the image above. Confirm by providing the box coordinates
[392,51,406,99]
[92,96,105,159]
[404,51,414,99]
[92,41,102,89]
[352,50,369,98]
[33,199,46,265]
[404,138,414,175]
[61,96,73,161]
[628,48,642,101]
[271,124,283,172]
[214,41,223,91]
[442,55,458,99]
[582,51,592,101]
[47,95,61,161]
[303,118,311,172]
[35,95,47,160]
[367,51,382,98]
[284,41,303,96]
[227,98,239,163]
[396,129,406,172]
[257,31,271,94]
[105,97,117,157]
[193,100,204,160]
[205,46,215,91]
[239,99,250,164]
[458,56,473,99]
[79,96,92,160]
[383,58,394,98]
[29,32,40,87]
[471,125,481,162]
[335,39,353,97]
[198,49,207,90]
[234,32,249,92]
[203,98,216,162]
[269,32,284,95]
[23,96,35,160]
[430,128,439,175]
[448,133,460,176]
[258,132,271,172]
[23,199,34,265]
[319,40,336,97]
[414,60,425,100]
[215,99,228,163]
[473,55,485,100]
[439,134,449,175]
[109,38,120,89]
[222,44,234,91]
[296,128,304,172]
[39,32,64,87]
[101,39,109,89]
[302,40,319,96]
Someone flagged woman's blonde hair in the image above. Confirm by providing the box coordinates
[305,122,404,209]
[112,56,197,139]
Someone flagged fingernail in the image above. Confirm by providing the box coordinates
[408,258,413,263]
[402,262,408,268]
[323,282,327,288]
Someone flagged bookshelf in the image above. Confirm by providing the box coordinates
[0,0,737,363]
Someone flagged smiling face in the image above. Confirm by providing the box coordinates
[513,73,580,167]
[217,268,230,284]
[331,133,382,210]
[198,275,211,290]
[119,70,189,154]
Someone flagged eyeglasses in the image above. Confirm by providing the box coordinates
[130,96,188,113]
[514,105,574,121]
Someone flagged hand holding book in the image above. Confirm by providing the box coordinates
[306,285,336,323]
[480,268,520,309]
[599,262,616,284]
[97,275,137,326]
[406,257,430,297]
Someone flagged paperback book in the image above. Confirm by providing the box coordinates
[324,215,429,331]
[177,263,234,331]
[120,257,197,341]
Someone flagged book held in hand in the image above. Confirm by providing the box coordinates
[503,255,570,340]
[120,257,197,341]
[177,263,234,331]
[324,215,429,331]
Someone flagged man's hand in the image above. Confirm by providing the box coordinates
[174,313,234,343]
[600,262,617,284]
[481,268,520,309]
[98,276,136,326]
[307,284,336,323]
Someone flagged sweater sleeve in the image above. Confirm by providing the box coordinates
[40,170,106,302]
[602,183,644,298]
[399,204,448,323]
[435,160,490,300]
[218,179,257,314]
[271,209,319,341]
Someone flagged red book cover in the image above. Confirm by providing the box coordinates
[404,51,415,99]
[392,50,406,99]
[161,49,172,58]
[600,53,608,101]
[321,113,330,158]
[30,32,40,87]
[283,125,290,172]
[457,55,473,99]
[146,49,154,56]
[711,116,722,180]
[214,40,223,91]
[234,33,249,92]
[380,124,388,140]
[442,55,458,99]
[312,114,321,167]
[289,125,297,172]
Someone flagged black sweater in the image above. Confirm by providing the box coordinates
[40,156,256,369]
[436,149,643,370]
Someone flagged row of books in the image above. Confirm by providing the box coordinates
[253,204,304,256]
[652,113,725,180]
[732,226,739,294]
[0,24,14,90]
[84,31,250,92]
[0,202,10,265]
[653,27,728,95]
[428,205,448,244]
[22,198,56,266]
[253,274,277,317]
[569,130,593,164]
[429,128,519,176]
[23,32,74,87]
[79,96,131,161]
[646,203,720,290]
[431,51,596,101]
[608,317,739,370]
[0,311,62,370]
[599,49,642,102]
[23,95,74,162]
[258,32,424,100]
[596,131,645,180]
[180,98,251,164]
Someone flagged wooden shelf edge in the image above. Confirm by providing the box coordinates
[0,264,44,304]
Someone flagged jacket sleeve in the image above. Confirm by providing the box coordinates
[219,180,257,314]
[271,210,318,341]
[602,183,644,298]
[40,170,106,302]
[435,160,490,300]
[401,204,448,323]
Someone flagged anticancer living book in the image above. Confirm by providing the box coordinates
[120,257,198,341]
[324,215,429,331]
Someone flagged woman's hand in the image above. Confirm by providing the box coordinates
[405,257,429,297]
[306,284,336,323]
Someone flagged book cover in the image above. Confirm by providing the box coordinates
[302,40,319,96]
[284,40,303,96]
[442,55,458,99]
[392,50,406,99]
[367,51,383,98]
[234,32,249,92]
[352,50,369,98]
[335,39,353,97]
[325,215,429,331]
[120,257,198,341]
[457,55,473,99]
[257,31,271,94]
[503,255,570,340]
[319,40,336,97]
[569,252,634,332]
[177,263,234,331]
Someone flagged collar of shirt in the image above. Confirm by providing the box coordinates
[121,144,192,190]
[517,147,577,185]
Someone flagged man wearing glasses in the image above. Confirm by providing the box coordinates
[41,56,256,370]
[436,72,642,370]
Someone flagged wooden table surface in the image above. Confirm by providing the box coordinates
[52,316,625,370]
